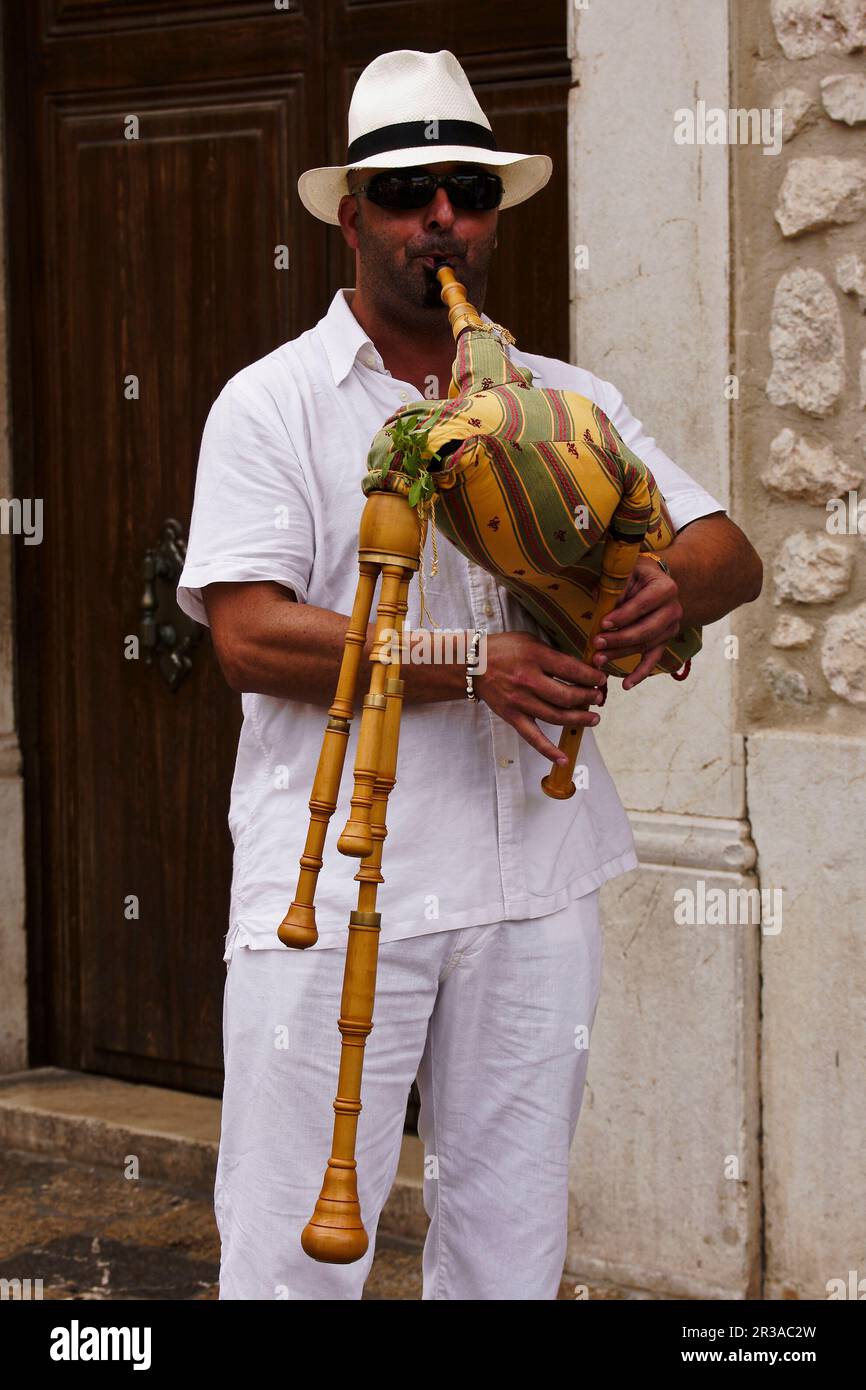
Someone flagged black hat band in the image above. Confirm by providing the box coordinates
[347,119,498,165]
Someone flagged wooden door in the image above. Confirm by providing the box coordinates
[4,0,568,1096]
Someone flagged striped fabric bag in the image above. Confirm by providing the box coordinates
[364,328,701,679]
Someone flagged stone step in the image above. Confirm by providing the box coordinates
[0,1067,427,1241]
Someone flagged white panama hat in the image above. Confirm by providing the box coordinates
[297,49,553,225]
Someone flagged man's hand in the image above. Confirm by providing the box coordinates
[591,557,684,691]
[591,513,763,691]
[474,631,607,767]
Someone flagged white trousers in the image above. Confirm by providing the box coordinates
[216,893,602,1300]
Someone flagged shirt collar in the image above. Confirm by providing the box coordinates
[319,289,377,386]
[318,287,537,387]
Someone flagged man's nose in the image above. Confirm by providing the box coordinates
[423,185,456,228]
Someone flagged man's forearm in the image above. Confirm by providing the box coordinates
[230,600,468,707]
[664,514,763,627]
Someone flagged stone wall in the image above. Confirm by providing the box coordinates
[567,0,866,1300]
[736,0,866,728]
[735,0,866,1301]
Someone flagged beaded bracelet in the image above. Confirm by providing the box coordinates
[465,628,483,702]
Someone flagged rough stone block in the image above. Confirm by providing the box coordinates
[775,158,866,238]
[771,0,866,60]
[766,269,846,417]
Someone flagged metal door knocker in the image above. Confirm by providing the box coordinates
[139,518,204,691]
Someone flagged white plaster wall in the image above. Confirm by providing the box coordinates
[569,0,740,819]
[571,861,761,1300]
[566,0,761,1297]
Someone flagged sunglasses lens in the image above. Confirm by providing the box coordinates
[447,172,503,210]
[367,173,436,208]
[365,170,503,211]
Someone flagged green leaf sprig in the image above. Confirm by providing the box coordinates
[380,398,452,508]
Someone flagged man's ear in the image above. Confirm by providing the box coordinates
[337,191,361,250]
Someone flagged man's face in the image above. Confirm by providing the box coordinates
[338,161,499,323]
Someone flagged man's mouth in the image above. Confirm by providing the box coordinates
[418,254,457,269]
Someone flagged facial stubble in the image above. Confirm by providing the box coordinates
[355,206,497,326]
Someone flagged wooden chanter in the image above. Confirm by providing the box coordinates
[277,266,651,1264]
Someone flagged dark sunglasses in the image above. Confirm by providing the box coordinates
[352,167,503,212]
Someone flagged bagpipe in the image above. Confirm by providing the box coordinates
[277,266,701,1263]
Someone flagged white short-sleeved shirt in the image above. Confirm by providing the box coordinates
[177,288,724,959]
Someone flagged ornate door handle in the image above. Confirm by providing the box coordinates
[139,518,204,691]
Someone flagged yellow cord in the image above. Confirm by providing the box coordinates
[416,493,441,631]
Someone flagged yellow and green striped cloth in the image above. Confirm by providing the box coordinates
[364,329,701,678]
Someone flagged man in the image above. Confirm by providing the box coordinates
[177,49,762,1300]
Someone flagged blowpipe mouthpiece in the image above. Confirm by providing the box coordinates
[436,265,485,341]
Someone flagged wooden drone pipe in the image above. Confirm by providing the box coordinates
[300,584,411,1263]
[278,489,421,949]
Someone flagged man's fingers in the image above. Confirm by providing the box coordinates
[513,712,596,766]
[543,673,607,709]
[601,574,677,630]
[511,715,569,765]
[543,656,608,692]
[622,644,666,690]
[594,608,681,654]
[520,691,602,728]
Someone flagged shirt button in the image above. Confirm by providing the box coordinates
[484,603,494,617]
[498,756,513,768]
[399,390,409,401]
